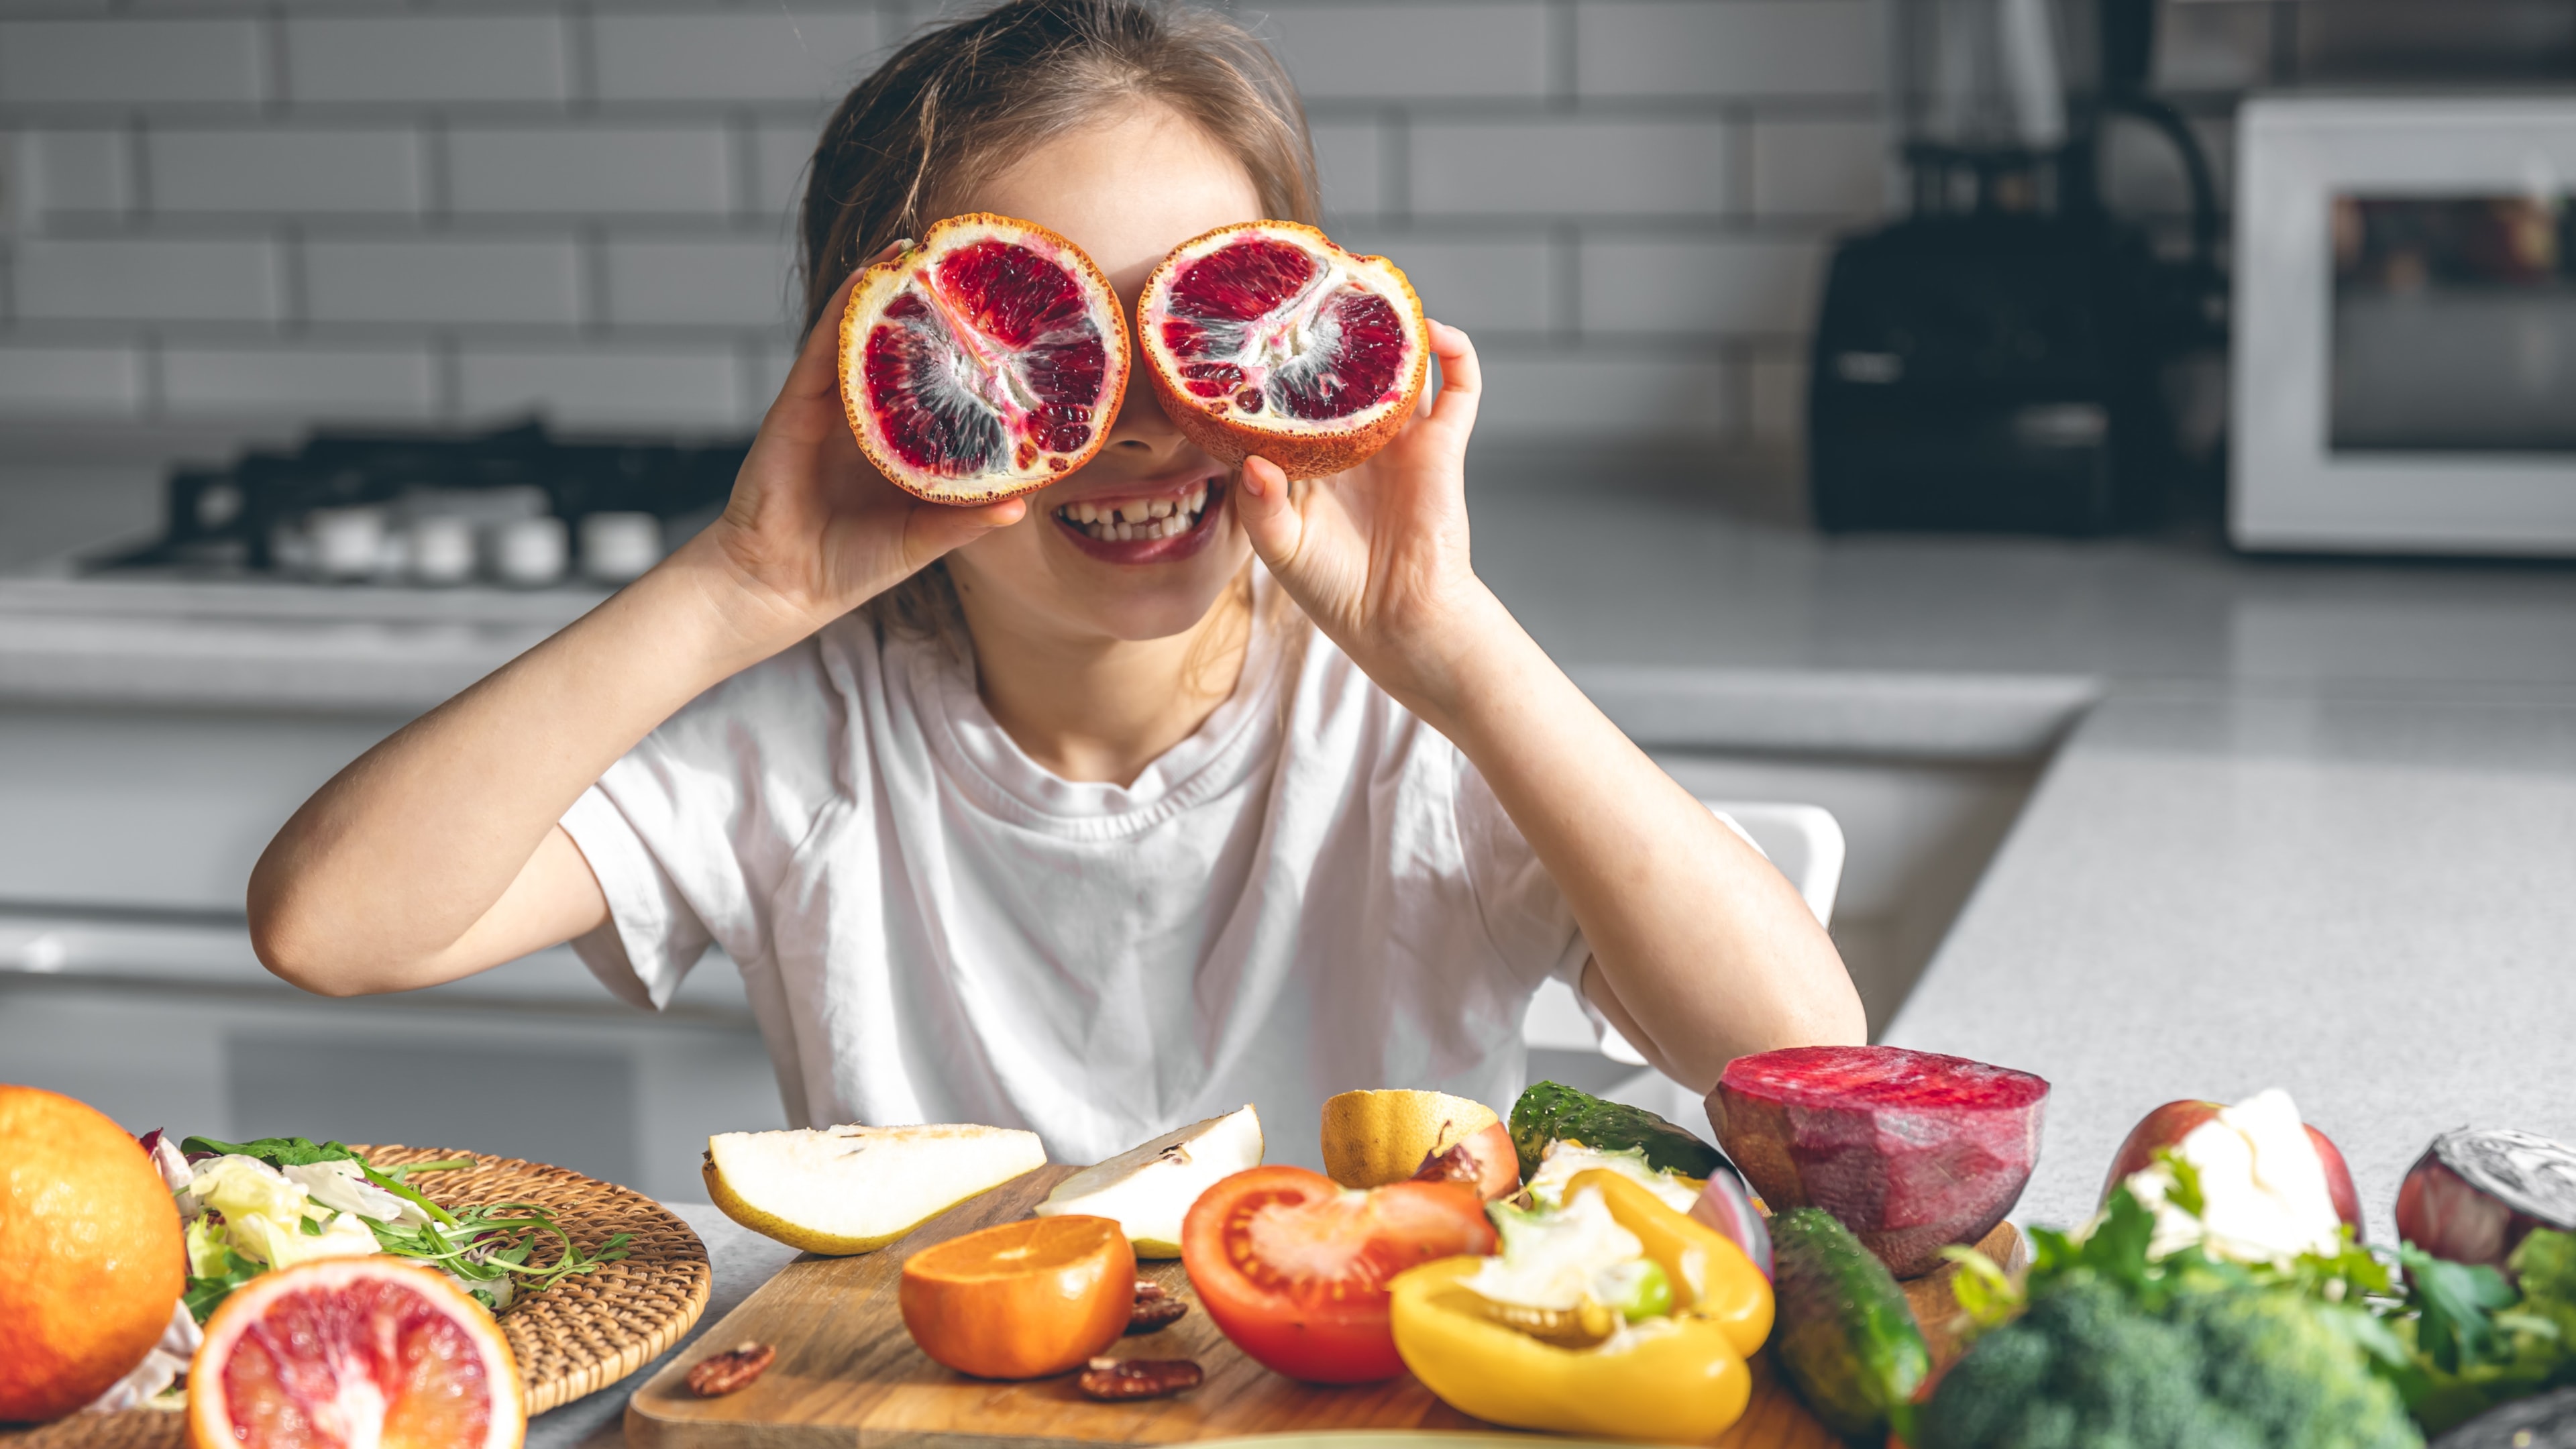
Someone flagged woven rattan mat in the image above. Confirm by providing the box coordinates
[4,1144,710,1449]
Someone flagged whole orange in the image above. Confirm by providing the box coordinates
[0,1085,185,1423]
[898,1216,1134,1379]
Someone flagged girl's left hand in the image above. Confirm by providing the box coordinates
[1232,319,1503,720]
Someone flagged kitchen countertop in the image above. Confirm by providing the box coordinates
[11,468,2576,1246]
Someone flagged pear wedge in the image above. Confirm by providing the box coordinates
[703,1123,1046,1255]
[1032,1106,1263,1258]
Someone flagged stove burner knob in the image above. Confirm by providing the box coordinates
[309,506,387,582]
[493,515,569,588]
[407,516,478,586]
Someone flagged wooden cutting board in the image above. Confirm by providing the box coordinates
[625,1166,2023,1449]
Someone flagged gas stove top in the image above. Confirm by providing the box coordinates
[93,421,750,592]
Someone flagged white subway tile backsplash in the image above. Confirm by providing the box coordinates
[1268,3,1550,99]
[1474,347,1734,437]
[1338,230,1552,335]
[449,126,732,216]
[21,130,133,219]
[592,9,879,105]
[0,345,142,416]
[602,236,795,329]
[284,15,569,105]
[149,129,423,215]
[17,239,279,323]
[1411,121,1728,216]
[305,238,583,327]
[458,345,743,428]
[1751,117,1888,220]
[162,345,437,419]
[1310,119,1385,221]
[752,121,821,220]
[1582,237,1820,335]
[0,20,264,107]
[1576,1,1880,98]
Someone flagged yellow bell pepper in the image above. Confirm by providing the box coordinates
[1566,1167,1774,1357]
[1387,1170,1775,1440]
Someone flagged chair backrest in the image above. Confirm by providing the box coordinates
[1521,800,1847,1064]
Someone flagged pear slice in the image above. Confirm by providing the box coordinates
[702,1123,1046,1256]
[1033,1106,1263,1258]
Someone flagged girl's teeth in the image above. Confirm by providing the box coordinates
[1057,489,1213,544]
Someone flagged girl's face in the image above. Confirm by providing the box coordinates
[939,103,1265,645]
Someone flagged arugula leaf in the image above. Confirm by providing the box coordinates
[180,1135,360,1168]
[2398,1243,2518,1373]
[2157,1149,2207,1220]
[182,1245,265,1323]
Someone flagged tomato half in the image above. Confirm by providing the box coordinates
[1180,1164,1497,1384]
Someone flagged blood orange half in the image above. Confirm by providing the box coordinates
[1138,221,1429,480]
[839,213,1130,505]
[189,1257,523,1449]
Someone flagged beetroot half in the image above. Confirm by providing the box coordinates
[1708,1044,2049,1279]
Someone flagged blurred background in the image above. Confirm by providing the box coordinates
[7,0,2576,1199]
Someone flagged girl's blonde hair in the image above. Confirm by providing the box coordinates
[798,0,1323,654]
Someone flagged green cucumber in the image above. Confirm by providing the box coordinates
[1507,1080,1725,1183]
[1770,1207,1931,1444]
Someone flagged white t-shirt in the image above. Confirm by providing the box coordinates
[559,586,1590,1172]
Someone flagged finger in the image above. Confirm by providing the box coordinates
[1232,456,1302,570]
[905,495,1028,564]
[775,239,912,407]
[776,268,867,407]
[1422,320,1481,432]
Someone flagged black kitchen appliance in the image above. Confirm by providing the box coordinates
[1809,0,2222,534]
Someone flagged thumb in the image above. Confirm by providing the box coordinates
[905,496,1027,565]
[1233,456,1301,570]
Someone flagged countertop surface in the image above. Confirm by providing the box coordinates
[9,466,2576,1246]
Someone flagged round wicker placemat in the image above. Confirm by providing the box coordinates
[1,1145,710,1449]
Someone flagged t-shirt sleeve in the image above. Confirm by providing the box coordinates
[1452,753,1592,994]
[557,635,845,1010]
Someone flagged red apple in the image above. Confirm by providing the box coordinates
[2100,1099,2364,1239]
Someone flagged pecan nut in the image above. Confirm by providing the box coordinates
[1126,1280,1189,1334]
[686,1342,776,1397]
[1078,1356,1203,1401]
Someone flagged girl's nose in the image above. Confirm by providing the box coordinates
[1105,319,1185,453]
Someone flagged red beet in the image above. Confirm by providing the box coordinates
[1708,1045,2049,1278]
[2396,1128,2576,1275]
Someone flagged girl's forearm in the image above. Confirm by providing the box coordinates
[246,538,822,994]
[1411,589,1867,1089]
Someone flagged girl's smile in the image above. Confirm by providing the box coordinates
[1048,476,1228,565]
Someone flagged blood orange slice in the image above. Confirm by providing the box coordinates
[839,213,1129,504]
[1138,221,1429,480]
[189,1257,523,1449]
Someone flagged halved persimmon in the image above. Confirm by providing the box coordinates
[898,1215,1134,1379]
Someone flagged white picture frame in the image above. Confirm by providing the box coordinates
[2234,94,2576,555]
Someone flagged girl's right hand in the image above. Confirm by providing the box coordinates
[685,247,1026,650]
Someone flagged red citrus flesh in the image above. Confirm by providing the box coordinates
[839,213,1129,504]
[1138,221,1428,480]
[189,1257,523,1449]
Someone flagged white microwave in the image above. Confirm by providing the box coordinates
[2235,95,2576,555]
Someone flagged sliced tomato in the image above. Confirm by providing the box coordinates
[1180,1164,1497,1384]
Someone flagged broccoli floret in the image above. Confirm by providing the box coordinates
[2174,1285,2419,1448]
[1918,1276,2422,1449]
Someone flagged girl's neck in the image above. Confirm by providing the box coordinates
[955,575,1254,788]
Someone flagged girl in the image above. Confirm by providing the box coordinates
[247,0,1863,1172]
